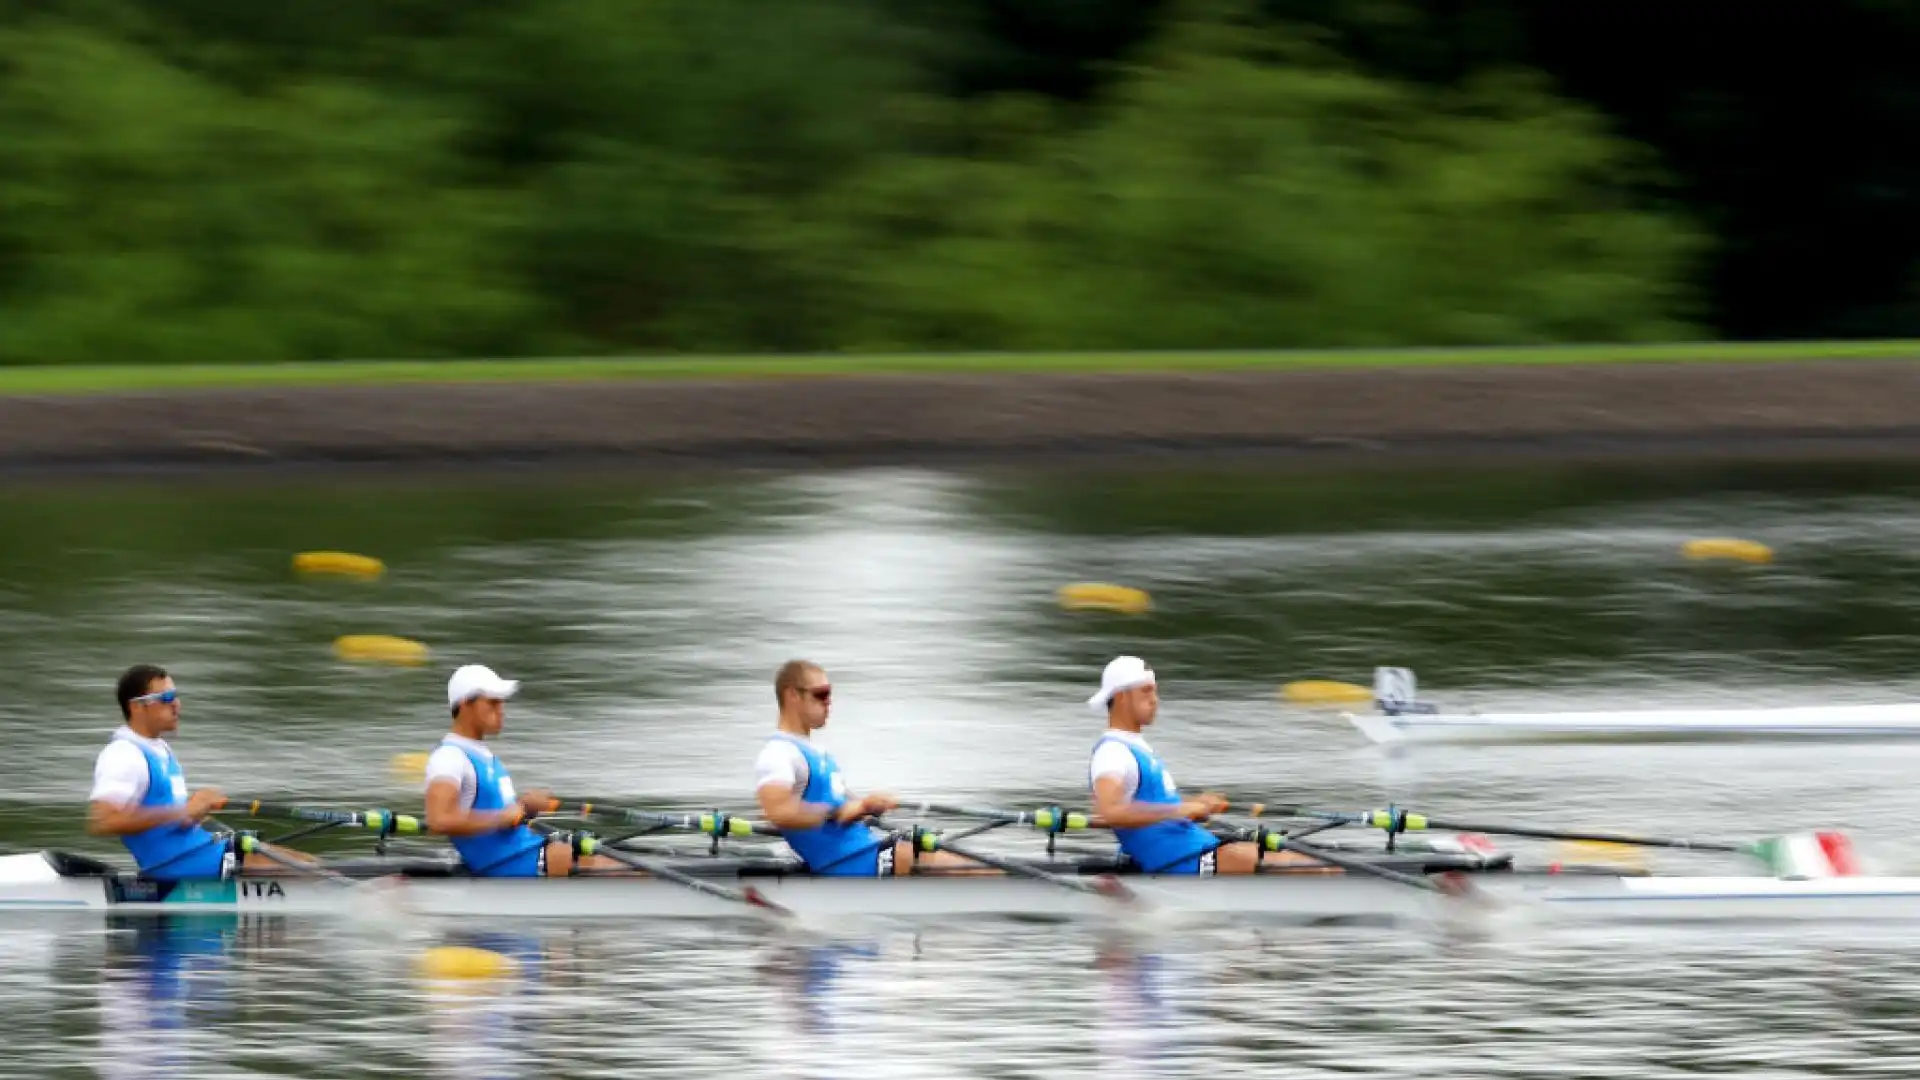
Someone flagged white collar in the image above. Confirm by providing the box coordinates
[441,733,494,757]
[1100,728,1152,750]
[112,725,171,755]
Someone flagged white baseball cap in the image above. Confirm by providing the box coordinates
[447,664,520,707]
[1088,655,1155,712]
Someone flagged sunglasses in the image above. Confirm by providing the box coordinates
[800,685,831,703]
[132,689,179,706]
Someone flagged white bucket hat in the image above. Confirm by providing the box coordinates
[1087,655,1155,712]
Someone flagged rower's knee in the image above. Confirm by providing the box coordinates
[1216,842,1262,875]
[544,839,575,877]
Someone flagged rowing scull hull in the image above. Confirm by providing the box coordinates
[7,854,1920,924]
[1345,703,1920,745]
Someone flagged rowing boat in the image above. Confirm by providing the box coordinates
[8,848,1920,925]
[1343,667,1920,744]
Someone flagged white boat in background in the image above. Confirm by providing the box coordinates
[1343,667,1920,745]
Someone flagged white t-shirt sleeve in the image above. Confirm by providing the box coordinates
[754,741,807,793]
[1088,741,1139,800]
[90,741,151,806]
[423,745,478,811]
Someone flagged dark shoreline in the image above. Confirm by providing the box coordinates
[3,358,1918,480]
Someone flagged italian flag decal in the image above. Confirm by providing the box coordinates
[1749,831,1861,877]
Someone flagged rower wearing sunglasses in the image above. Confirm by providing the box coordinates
[87,664,238,881]
[754,660,984,876]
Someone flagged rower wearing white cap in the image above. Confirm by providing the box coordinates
[424,664,612,877]
[1087,656,1260,875]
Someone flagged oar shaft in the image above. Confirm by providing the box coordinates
[1216,825,1444,892]
[235,835,358,886]
[221,801,424,834]
[1263,805,1746,854]
[901,802,1097,833]
[545,801,780,838]
[1420,818,1743,852]
[912,832,1131,900]
[573,835,790,915]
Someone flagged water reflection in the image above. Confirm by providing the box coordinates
[97,916,245,1080]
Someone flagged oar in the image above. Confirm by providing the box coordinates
[902,825,1137,903]
[558,828,793,917]
[540,800,780,838]
[217,801,425,834]
[1267,805,1862,877]
[1210,822,1474,896]
[1271,805,1778,855]
[231,834,398,891]
[897,802,1098,834]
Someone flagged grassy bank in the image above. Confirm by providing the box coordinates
[2,341,1918,395]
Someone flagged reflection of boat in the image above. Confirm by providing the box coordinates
[11,849,1920,925]
[1345,667,1920,744]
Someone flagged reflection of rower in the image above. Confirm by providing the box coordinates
[98,915,239,1080]
[88,665,286,881]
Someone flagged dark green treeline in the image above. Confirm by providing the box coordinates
[0,0,1906,365]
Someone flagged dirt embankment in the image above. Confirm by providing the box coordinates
[2,359,1919,478]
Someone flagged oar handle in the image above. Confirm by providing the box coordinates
[219,800,424,834]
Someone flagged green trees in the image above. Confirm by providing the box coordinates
[0,0,1706,364]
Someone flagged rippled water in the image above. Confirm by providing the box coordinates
[8,462,1920,1076]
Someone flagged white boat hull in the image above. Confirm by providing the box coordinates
[1345,703,1920,745]
[6,852,1920,925]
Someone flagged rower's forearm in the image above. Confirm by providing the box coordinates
[1097,803,1186,829]
[88,804,190,835]
[763,802,834,830]
[427,809,524,836]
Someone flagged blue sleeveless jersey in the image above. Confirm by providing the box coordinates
[445,742,546,877]
[1090,735,1217,874]
[768,736,884,876]
[118,736,228,881]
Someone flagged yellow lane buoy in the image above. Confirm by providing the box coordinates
[333,634,429,667]
[1057,583,1151,615]
[1278,680,1373,707]
[416,946,516,981]
[389,751,431,783]
[1681,537,1772,565]
[293,551,385,579]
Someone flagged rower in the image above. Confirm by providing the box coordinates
[754,660,985,876]
[88,664,250,881]
[1087,655,1260,875]
[424,664,618,877]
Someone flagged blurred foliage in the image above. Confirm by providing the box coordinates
[10,0,1877,365]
